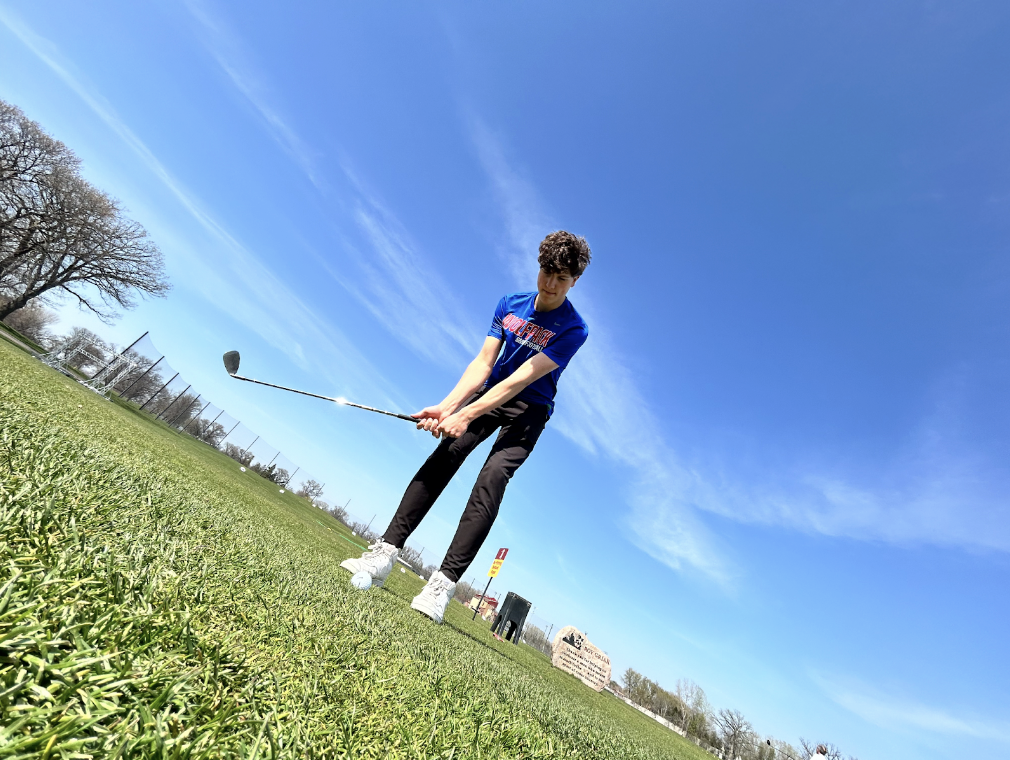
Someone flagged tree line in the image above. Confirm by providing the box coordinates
[1,99,167,332]
[615,668,858,760]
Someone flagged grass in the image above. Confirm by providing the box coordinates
[0,338,711,759]
[0,321,45,355]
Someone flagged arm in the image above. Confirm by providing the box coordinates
[413,336,504,435]
[434,352,559,439]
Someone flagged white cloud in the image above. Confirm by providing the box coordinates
[685,375,1010,553]
[0,7,400,407]
[468,115,1010,583]
[472,116,1010,564]
[177,2,480,370]
[470,118,733,585]
[327,166,482,368]
[815,672,1010,742]
[180,0,323,189]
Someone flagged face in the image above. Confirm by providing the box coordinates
[536,268,579,308]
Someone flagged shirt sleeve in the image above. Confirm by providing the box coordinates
[488,296,508,339]
[542,323,588,370]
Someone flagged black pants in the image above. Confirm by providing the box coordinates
[382,392,550,582]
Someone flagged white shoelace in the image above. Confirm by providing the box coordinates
[426,573,454,597]
[365,541,393,557]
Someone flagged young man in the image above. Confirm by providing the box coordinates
[341,230,591,623]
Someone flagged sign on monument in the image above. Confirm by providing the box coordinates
[551,626,611,692]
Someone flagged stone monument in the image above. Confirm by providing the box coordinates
[551,626,611,691]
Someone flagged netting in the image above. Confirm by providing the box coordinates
[142,373,191,418]
[44,331,332,507]
[182,405,235,447]
[108,334,164,398]
[123,357,180,406]
[164,395,205,428]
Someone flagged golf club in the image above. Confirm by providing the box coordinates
[223,351,418,423]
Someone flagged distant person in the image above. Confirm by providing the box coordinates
[341,231,591,623]
[813,745,829,759]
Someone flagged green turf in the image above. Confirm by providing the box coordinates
[0,338,711,759]
[0,320,46,354]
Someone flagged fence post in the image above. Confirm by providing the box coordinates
[220,420,241,444]
[185,406,220,434]
[155,384,192,420]
[169,396,204,427]
[138,372,179,411]
[118,355,163,398]
[240,435,259,464]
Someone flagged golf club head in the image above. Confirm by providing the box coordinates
[223,351,241,376]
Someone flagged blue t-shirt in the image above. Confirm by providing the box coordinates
[485,292,589,414]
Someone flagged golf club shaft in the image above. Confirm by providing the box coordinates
[340,400,420,422]
[229,374,417,423]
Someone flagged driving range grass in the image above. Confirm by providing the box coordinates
[0,339,710,759]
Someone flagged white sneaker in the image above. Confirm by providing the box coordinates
[339,540,399,588]
[410,570,456,624]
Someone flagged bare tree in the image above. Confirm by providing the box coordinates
[52,326,115,375]
[0,100,168,321]
[248,461,290,485]
[190,418,227,447]
[715,708,754,760]
[349,520,378,543]
[0,298,56,344]
[222,442,255,467]
[520,623,553,656]
[452,577,478,604]
[325,503,349,524]
[798,740,849,760]
[1,101,77,287]
[768,738,802,760]
[675,678,711,739]
[296,479,325,505]
[398,544,425,573]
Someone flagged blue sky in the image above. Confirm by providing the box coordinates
[3,1,1009,757]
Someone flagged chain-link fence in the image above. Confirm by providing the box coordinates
[44,330,325,494]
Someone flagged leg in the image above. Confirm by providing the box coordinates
[381,410,500,548]
[438,403,549,582]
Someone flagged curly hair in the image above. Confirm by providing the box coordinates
[538,230,591,277]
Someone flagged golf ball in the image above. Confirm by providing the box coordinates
[350,571,373,590]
